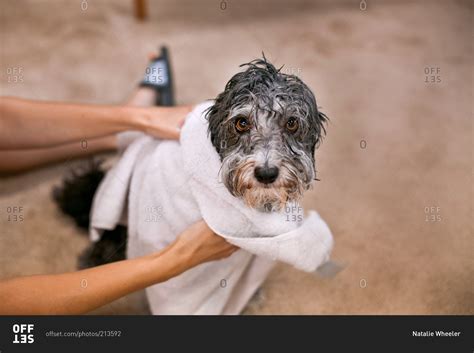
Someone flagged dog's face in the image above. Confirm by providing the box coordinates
[207,58,327,212]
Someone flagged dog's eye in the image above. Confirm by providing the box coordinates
[235,117,251,132]
[286,117,299,133]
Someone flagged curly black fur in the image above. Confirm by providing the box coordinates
[53,159,105,230]
[77,226,127,269]
[53,159,126,269]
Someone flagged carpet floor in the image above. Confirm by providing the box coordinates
[0,0,472,314]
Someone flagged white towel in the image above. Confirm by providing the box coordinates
[90,101,334,315]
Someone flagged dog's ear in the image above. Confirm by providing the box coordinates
[205,98,226,154]
[317,111,328,141]
[307,110,328,163]
[311,111,328,151]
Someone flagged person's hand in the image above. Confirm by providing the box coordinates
[170,221,239,268]
[130,105,193,140]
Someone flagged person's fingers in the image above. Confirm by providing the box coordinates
[228,245,240,254]
[169,219,243,270]
[163,126,180,140]
[215,243,240,259]
[171,129,181,140]
[222,248,238,258]
[141,105,192,140]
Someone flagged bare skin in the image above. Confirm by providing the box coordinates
[0,79,239,314]
[0,89,191,173]
[0,221,238,315]
[0,135,117,174]
[0,96,191,149]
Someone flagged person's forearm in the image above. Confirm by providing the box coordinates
[0,135,117,175]
[0,243,192,315]
[0,97,146,150]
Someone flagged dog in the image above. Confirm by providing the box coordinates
[54,56,328,270]
[207,58,327,212]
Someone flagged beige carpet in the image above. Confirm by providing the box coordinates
[0,0,472,314]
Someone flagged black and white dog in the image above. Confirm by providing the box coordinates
[207,58,327,212]
[54,56,328,268]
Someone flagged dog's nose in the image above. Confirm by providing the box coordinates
[254,166,279,184]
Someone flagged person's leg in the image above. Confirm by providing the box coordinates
[126,86,158,107]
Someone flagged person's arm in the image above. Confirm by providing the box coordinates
[0,221,238,315]
[0,97,191,150]
[0,135,117,175]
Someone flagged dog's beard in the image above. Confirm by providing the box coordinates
[220,156,312,212]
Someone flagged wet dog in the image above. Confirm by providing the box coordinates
[207,58,327,212]
[53,56,328,268]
